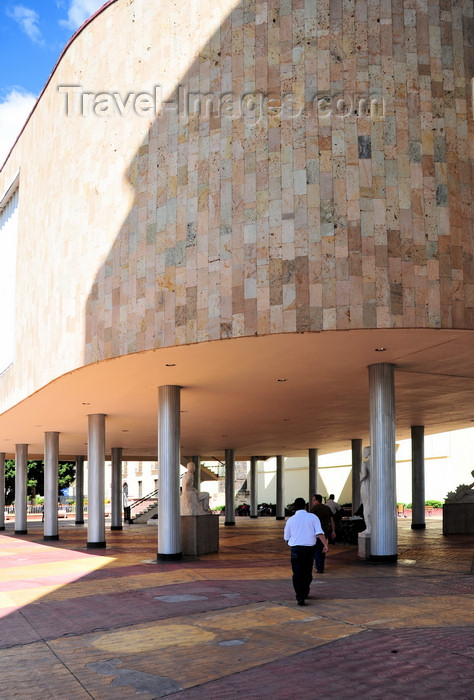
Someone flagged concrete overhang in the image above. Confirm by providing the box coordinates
[0,328,473,461]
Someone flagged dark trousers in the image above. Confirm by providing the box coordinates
[314,537,326,572]
[290,545,316,602]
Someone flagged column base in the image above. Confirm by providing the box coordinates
[276,516,285,520]
[411,523,426,529]
[87,541,106,549]
[44,534,59,541]
[369,554,398,564]
[250,515,258,519]
[224,521,235,526]
[358,532,370,559]
[110,525,123,531]
[157,552,182,561]
[0,526,5,531]
[75,520,84,525]
[15,530,27,535]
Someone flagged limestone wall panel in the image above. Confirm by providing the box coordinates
[0,0,472,413]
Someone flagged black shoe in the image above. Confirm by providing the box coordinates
[316,569,324,574]
[297,600,307,606]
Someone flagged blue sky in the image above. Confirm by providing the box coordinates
[0,0,105,164]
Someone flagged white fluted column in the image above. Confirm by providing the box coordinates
[308,448,318,504]
[368,363,397,561]
[87,414,106,548]
[351,438,362,515]
[15,444,28,534]
[75,456,85,524]
[276,455,285,519]
[249,456,258,518]
[44,432,59,541]
[224,448,235,526]
[411,425,426,530]
[0,453,5,531]
[157,385,181,560]
[111,447,123,531]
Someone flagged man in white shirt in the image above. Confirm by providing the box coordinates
[284,497,329,605]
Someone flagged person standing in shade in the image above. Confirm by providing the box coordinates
[283,497,329,606]
[325,494,341,516]
[310,494,336,573]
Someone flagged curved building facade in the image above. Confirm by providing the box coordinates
[0,0,473,555]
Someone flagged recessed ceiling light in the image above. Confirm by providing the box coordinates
[122,429,129,432]
[82,402,90,405]
[374,347,386,352]
[221,434,229,437]
[277,378,288,382]
[165,363,176,367]
[283,418,290,422]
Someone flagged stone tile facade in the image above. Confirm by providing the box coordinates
[0,0,473,408]
[87,0,474,362]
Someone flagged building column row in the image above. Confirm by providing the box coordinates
[8,418,110,547]
[2,368,416,564]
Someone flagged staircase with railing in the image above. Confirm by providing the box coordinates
[124,489,158,524]
[200,459,225,479]
[123,462,224,524]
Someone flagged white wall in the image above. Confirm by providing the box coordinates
[74,428,474,507]
[395,429,473,503]
[0,187,18,374]
[244,428,474,508]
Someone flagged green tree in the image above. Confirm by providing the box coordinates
[4,460,76,505]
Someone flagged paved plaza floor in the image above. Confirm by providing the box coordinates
[0,516,473,699]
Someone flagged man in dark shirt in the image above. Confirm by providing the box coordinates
[310,494,335,573]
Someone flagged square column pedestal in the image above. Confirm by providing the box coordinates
[442,503,474,534]
[358,532,371,559]
[180,514,219,555]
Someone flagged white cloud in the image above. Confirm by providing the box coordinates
[0,89,37,166]
[6,5,44,44]
[59,0,105,31]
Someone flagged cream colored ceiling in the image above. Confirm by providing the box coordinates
[0,328,473,460]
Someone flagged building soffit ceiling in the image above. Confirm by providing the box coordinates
[0,328,473,461]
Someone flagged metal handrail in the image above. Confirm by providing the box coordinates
[123,489,158,524]
[128,489,158,512]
